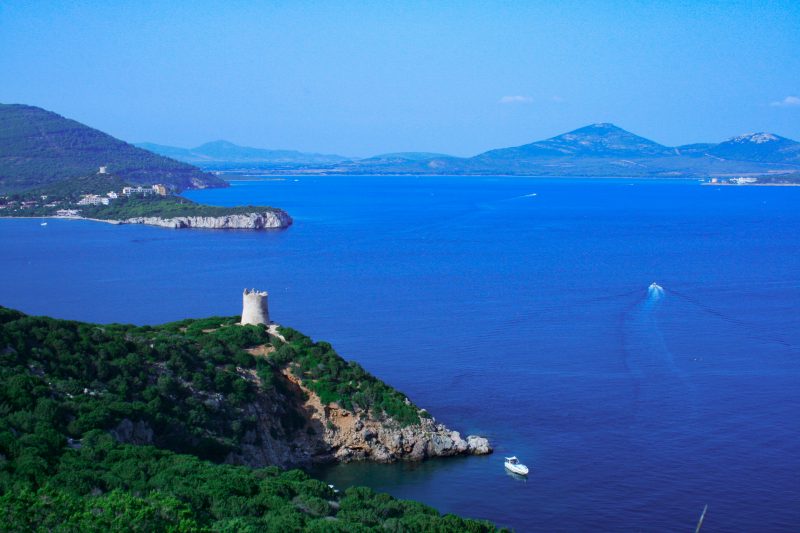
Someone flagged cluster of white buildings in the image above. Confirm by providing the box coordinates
[77,184,167,206]
[121,184,167,196]
[709,177,759,185]
[123,185,156,196]
[77,194,111,206]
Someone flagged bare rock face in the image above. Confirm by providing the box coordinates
[466,435,492,455]
[121,210,292,230]
[218,363,493,469]
[316,410,492,464]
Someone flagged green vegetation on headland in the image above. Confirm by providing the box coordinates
[0,176,285,222]
[0,307,499,531]
[80,196,284,220]
[277,327,424,426]
[0,103,225,193]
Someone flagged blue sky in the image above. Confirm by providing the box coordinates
[1,1,798,156]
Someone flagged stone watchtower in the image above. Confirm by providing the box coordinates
[241,288,269,326]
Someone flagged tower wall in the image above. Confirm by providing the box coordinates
[241,289,269,325]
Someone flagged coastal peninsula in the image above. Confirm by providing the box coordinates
[0,177,292,230]
[0,104,294,230]
[0,300,495,529]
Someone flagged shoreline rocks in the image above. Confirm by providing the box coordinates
[329,416,494,464]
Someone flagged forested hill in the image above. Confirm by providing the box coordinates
[0,307,502,531]
[0,104,226,193]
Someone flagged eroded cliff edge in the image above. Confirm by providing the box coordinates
[223,325,491,468]
[228,346,491,468]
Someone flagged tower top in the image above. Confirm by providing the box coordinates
[241,288,270,326]
[244,288,268,296]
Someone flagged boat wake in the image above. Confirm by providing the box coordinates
[622,283,695,424]
[624,283,674,376]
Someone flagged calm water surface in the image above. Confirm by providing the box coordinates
[2,177,799,531]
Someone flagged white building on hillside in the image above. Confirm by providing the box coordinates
[77,194,110,206]
[122,186,155,196]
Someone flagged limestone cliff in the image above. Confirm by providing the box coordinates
[120,210,292,229]
[224,360,491,469]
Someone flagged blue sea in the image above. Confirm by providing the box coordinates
[2,176,799,531]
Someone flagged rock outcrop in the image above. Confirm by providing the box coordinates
[224,362,492,469]
[111,418,155,446]
[120,210,292,229]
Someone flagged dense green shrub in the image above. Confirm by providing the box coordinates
[0,310,268,462]
[277,327,422,426]
[80,195,282,220]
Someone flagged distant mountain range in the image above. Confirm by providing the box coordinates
[136,142,455,169]
[3,102,798,192]
[135,141,349,170]
[0,104,225,193]
[139,123,800,179]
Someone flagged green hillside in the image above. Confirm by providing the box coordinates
[0,104,227,193]
[0,307,501,531]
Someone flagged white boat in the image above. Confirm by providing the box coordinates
[40,222,48,226]
[504,456,529,476]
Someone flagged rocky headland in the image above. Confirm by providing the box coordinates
[0,306,500,530]
[0,307,490,473]
[120,210,292,229]
[226,357,491,468]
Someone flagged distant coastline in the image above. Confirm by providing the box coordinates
[701,182,800,187]
[1,212,293,230]
[1,178,293,230]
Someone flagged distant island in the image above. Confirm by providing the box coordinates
[141,123,800,183]
[0,304,496,530]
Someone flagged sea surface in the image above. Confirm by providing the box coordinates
[2,176,799,531]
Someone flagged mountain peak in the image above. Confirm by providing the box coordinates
[728,132,781,144]
[561,123,626,136]
[538,123,671,157]
[475,123,672,160]
[196,140,239,150]
[710,131,799,163]
[589,122,620,129]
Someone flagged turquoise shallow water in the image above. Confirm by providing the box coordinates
[2,176,799,531]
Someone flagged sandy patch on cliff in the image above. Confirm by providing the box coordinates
[246,344,275,357]
[281,368,358,436]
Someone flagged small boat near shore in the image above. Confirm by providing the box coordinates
[504,456,529,476]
